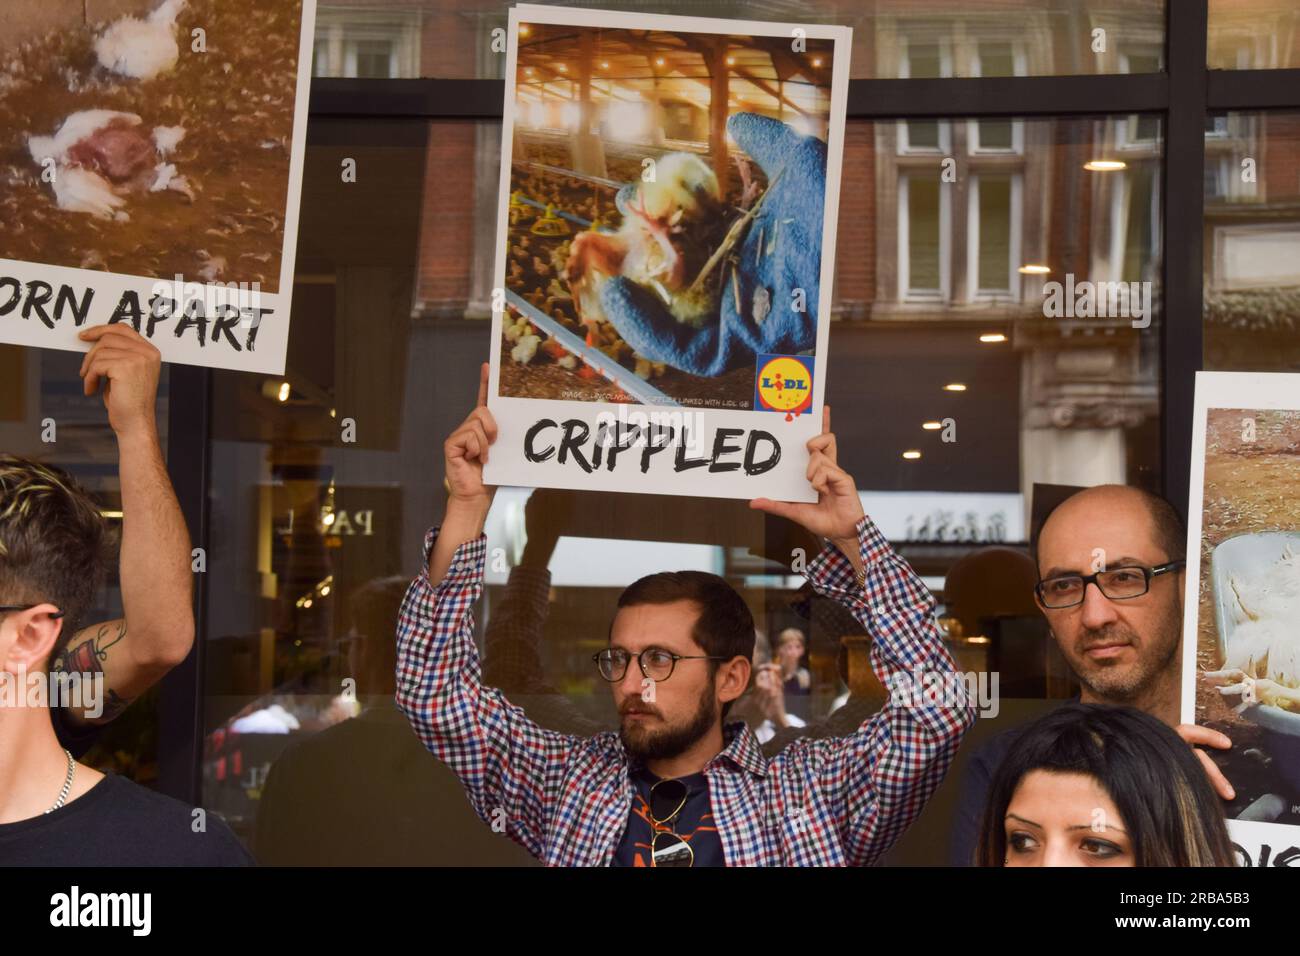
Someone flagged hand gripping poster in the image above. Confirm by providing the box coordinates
[482,4,852,501]
[1181,371,1300,867]
[0,0,317,375]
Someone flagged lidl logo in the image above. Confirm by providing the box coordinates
[754,354,814,421]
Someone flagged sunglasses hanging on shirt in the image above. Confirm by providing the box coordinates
[649,778,693,868]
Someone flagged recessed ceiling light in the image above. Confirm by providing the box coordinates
[979,333,1007,343]
[903,450,922,460]
[922,421,942,430]
[944,383,967,392]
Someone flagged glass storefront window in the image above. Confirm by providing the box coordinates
[1203,110,1300,372]
[197,103,1163,861]
[311,1,1166,80]
[1209,0,1300,70]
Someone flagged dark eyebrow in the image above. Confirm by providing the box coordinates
[1041,557,1149,578]
[1067,823,1128,835]
[1005,814,1042,829]
[1041,567,1081,579]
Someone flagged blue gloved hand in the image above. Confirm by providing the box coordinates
[599,111,826,378]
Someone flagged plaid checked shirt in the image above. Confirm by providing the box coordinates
[396,513,975,866]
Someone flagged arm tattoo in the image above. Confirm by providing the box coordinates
[57,621,128,677]
[52,621,134,722]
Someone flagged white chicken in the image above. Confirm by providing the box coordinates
[564,152,726,330]
[95,0,187,81]
[1206,546,1300,711]
[28,110,192,219]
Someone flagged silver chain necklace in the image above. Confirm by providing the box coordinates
[44,748,75,814]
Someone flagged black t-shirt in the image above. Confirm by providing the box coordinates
[0,773,253,866]
[613,768,724,867]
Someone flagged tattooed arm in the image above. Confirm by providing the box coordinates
[51,620,135,723]
[53,326,195,727]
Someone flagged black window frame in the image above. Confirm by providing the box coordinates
[157,0,1300,803]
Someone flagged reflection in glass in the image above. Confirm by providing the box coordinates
[312,0,1166,80]
[199,105,1166,860]
[1209,0,1300,70]
[1204,111,1300,372]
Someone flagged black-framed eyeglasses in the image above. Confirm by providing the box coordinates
[649,778,693,868]
[0,605,64,619]
[593,647,728,682]
[1035,561,1185,609]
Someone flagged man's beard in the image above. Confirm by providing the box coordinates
[1061,601,1181,701]
[619,681,718,762]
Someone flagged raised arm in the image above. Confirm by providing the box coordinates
[751,406,976,865]
[396,364,582,858]
[798,515,975,864]
[52,326,193,727]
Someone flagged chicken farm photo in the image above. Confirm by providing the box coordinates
[498,21,834,409]
[0,0,303,291]
[1195,407,1300,827]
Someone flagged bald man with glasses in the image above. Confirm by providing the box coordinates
[949,484,1236,866]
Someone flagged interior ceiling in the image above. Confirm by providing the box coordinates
[516,23,835,116]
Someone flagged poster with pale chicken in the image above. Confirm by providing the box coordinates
[483,4,851,501]
[1181,371,1300,867]
[0,0,316,374]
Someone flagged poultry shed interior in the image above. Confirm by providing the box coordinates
[499,141,765,409]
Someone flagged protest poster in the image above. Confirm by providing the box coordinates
[0,0,317,375]
[482,4,851,501]
[1181,371,1300,867]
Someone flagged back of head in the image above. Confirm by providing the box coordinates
[977,703,1235,867]
[0,456,113,667]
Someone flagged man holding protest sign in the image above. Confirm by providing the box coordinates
[396,363,975,866]
[0,324,196,761]
[1,326,248,863]
[44,325,199,757]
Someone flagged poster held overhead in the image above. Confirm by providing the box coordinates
[0,0,318,376]
[1181,371,1300,867]
[482,4,852,501]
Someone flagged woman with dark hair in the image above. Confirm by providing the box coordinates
[976,703,1236,867]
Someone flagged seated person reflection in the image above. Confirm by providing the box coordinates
[396,364,975,866]
[977,703,1235,867]
[950,485,1237,865]
[774,626,812,720]
[737,631,806,745]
